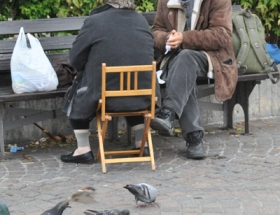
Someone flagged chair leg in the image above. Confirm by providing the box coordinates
[96,114,108,173]
[139,118,150,157]
[147,129,155,170]
[96,112,155,172]
[141,115,155,170]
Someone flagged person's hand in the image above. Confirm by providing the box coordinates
[166,30,183,49]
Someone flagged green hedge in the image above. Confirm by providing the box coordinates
[1,0,279,45]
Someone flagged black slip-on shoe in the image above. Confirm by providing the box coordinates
[61,150,95,164]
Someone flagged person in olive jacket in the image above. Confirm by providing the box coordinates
[61,0,159,164]
[150,0,238,159]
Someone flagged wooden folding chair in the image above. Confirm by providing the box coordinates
[96,61,157,173]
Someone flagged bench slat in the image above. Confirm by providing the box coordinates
[0,52,69,72]
[0,86,69,102]
[0,12,156,36]
[238,72,280,82]
[0,17,86,35]
[0,36,77,54]
[0,52,69,74]
[141,12,156,25]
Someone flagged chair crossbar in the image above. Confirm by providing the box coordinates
[104,89,153,97]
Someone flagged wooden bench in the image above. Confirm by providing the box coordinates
[109,9,280,142]
[0,13,156,157]
[0,17,83,157]
[0,10,279,157]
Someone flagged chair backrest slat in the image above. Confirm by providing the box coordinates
[127,71,131,90]
[134,71,138,90]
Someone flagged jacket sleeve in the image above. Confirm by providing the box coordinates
[182,0,233,51]
[152,0,170,53]
[69,19,93,72]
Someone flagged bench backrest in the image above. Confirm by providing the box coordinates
[0,12,156,86]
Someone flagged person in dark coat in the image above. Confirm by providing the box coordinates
[61,0,159,164]
[150,0,238,159]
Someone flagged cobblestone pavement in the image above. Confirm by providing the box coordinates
[1,117,280,215]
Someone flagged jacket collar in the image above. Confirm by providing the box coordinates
[167,0,203,30]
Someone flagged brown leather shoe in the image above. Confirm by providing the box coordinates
[61,150,95,164]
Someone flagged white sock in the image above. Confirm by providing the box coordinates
[131,124,147,148]
[73,129,91,155]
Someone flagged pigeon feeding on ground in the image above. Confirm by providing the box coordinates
[124,183,157,207]
[0,200,10,215]
[63,186,96,205]
[40,201,69,215]
[84,209,130,215]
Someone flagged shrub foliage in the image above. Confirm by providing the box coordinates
[1,0,279,45]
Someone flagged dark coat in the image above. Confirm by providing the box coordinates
[63,6,158,120]
[152,0,238,102]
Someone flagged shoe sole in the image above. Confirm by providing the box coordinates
[150,120,174,137]
[158,130,174,137]
[78,159,95,164]
[186,152,206,160]
[61,158,95,164]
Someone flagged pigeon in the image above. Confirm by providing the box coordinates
[0,200,10,215]
[124,183,157,207]
[84,209,130,215]
[40,201,69,215]
[62,186,96,206]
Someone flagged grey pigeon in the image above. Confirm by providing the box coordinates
[40,201,69,215]
[124,183,157,206]
[84,209,130,215]
[0,200,10,215]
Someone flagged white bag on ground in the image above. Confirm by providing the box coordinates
[10,27,58,94]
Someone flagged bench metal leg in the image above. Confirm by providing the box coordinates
[0,103,5,158]
[126,123,132,146]
[107,117,132,145]
[107,117,119,142]
[223,100,229,129]
[226,81,257,133]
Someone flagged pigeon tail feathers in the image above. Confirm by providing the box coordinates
[0,200,10,215]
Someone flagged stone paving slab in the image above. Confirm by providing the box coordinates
[1,117,280,214]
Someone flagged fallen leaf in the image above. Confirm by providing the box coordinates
[22,153,34,162]
[174,128,181,134]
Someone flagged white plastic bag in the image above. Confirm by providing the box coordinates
[10,27,58,94]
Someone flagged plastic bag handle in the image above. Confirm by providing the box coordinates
[26,33,44,52]
[15,27,27,48]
